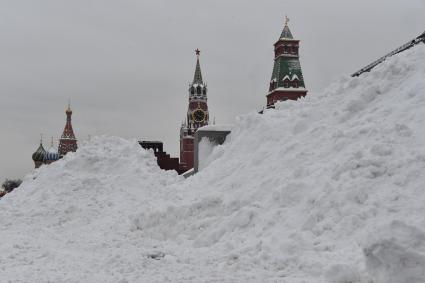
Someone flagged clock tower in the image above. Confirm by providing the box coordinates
[179,49,209,172]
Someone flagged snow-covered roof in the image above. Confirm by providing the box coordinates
[268,87,307,94]
[197,124,233,132]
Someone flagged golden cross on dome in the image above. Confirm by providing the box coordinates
[285,15,290,27]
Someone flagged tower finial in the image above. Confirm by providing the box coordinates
[195,48,200,57]
[285,15,290,27]
[66,100,73,116]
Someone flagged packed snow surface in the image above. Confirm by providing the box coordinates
[2,44,425,282]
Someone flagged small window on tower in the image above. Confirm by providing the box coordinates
[203,88,206,95]
[191,86,195,95]
[277,46,284,55]
[197,85,202,94]
[284,79,290,88]
[293,80,299,88]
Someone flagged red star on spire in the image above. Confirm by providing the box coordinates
[195,49,201,56]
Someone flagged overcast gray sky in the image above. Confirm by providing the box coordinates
[1,0,425,182]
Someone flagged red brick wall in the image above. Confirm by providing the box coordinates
[274,40,300,58]
[180,137,194,172]
[267,90,307,106]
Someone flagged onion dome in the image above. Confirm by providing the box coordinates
[45,150,59,161]
[32,142,46,162]
[45,138,59,161]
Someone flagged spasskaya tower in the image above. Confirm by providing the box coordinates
[179,49,209,172]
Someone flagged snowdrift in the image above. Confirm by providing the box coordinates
[0,137,181,282]
[2,44,425,282]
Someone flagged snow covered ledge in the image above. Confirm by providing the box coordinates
[193,124,232,174]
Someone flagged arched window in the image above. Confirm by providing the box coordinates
[197,85,202,94]
[283,79,290,88]
[203,88,206,95]
[284,46,289,53]
[190,86,195,95]
[293,80,299,88]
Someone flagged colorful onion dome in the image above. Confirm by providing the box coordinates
[45,138,59,161]
[32,142,46,162]
[45,147,59,161]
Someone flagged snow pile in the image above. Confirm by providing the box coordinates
[132,44,425,282]
[0,136,181,282]
[1,44,425,282]
[197,137,216,171]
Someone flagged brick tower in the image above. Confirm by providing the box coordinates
[58,104,78,157]
[267,17,307,107]
[179,49,209,172]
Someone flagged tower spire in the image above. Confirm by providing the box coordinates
[280,15,293,39]
[58,103,78,157]
[193,49,203,84]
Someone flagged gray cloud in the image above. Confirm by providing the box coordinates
[1,0,424,182]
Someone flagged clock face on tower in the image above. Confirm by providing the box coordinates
[192,109,206,122]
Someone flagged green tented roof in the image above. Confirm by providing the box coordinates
[193,58,203,84]
[280,25,293,39]
[271,57,306,88]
